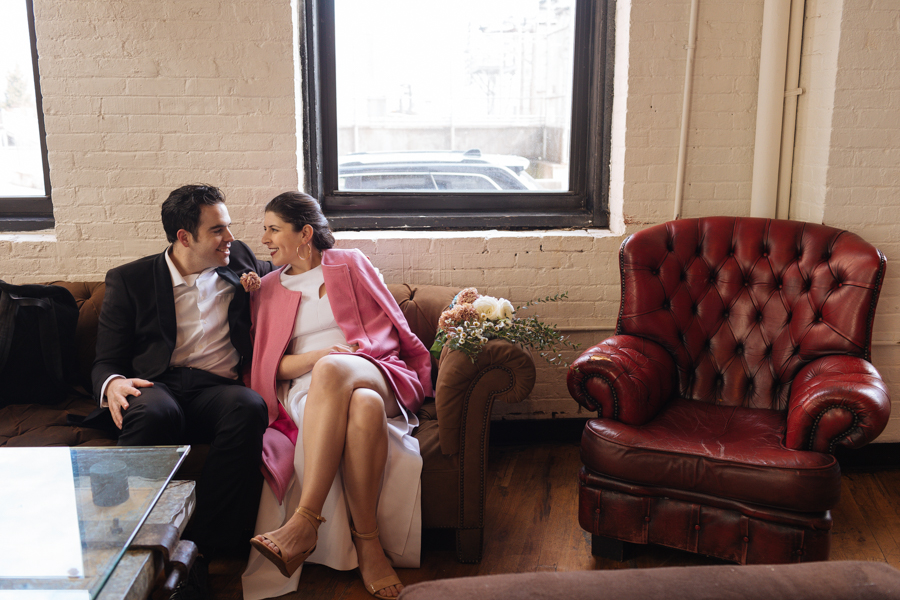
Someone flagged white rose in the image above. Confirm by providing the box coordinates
[498,298,515,320]
[473,295,502,320]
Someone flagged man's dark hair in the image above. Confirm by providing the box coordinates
[161,185,226,243]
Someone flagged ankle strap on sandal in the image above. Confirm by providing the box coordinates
[350,526,379,540]
[295,506,326,526]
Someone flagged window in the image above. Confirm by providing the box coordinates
[0,0,51,232]
[300,0,613,230]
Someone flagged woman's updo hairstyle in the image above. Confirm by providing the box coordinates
[265,191,335,251]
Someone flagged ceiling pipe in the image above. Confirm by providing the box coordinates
[750,0,792,218]
[672,0,700,221]
[776,0,806,220]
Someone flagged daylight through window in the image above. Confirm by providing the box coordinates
[334,0,575,194]
[0,0,51,231]
[301,0,613,230]
[1,0,45,197]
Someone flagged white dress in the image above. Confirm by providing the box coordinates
[242,266,423,600]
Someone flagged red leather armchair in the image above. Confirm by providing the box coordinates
[567,217,891,564]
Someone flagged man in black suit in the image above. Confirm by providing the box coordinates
[92,185,274,596]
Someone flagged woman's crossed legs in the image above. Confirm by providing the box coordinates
[253,354,405,598]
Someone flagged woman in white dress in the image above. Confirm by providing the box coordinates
[240,192,432,600]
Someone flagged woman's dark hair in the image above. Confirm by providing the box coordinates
[161,184,225,243]
[265,191,335,251]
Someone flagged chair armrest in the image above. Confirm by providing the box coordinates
[567,335,676,425]
[434,338,536,456]
[786,355,891,453]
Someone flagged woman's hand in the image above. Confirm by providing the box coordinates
[277,343,359,380]
[320,343,359,358]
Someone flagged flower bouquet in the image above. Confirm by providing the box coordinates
[431,287,579,365]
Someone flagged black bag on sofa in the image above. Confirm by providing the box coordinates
[0,280,79,406]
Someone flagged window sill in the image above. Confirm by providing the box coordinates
[0,231,56,242]
[335,228,617,242]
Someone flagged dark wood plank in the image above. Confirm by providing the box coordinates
[207,557,244,600]
[536,444,581,572]
[842,472,899,566]
[869,470,900,517]
[478,443,544,576]
[830,477,884,562]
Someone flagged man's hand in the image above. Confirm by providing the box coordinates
[106,378,154,429]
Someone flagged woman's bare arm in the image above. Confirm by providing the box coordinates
[277,343,359,380]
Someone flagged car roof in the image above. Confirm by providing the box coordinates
[338,149,530,170]
[339,163,530,190]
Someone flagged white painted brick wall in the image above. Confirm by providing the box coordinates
[623,0,764,224]
[820,0,900,443]
[5,0,300,284]
[4,0,899,441]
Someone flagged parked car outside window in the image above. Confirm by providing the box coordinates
[337,149,540,192]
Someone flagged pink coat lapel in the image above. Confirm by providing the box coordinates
[249,267,300,424]
[322,249,433,406]
[249,267,301,503]
[321,260,367,345]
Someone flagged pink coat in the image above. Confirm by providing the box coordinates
[247,248,432,501]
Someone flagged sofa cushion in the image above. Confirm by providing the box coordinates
[580,398,841,512]
[388,283,456,387]
[0,396,115,447]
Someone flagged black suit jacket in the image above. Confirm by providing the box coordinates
[91,240,274,402]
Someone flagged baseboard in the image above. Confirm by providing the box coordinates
[836,442,900,471]
[489,417,588,446]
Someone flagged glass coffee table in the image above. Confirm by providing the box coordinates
[0,446,191,600]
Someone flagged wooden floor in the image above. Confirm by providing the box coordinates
[207,440,900,600]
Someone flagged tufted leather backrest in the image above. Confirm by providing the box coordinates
[387,283,456,351]
[49,281,105,393]
[387,283,457,387]
[617,217,886,410]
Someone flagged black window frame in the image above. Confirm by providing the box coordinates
[0,0,52,232]
[300,0,615,230]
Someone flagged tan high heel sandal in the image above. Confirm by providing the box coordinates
[249,506,325,578]
[351,526,403,600]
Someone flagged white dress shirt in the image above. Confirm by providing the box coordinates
[100,247,239,405]
[166,249,239,378]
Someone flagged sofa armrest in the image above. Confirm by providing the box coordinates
[434,338,536,456]
[786,355,891,453]
[567,335,676,425]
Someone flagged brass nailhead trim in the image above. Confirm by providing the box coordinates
[578,373,618,420]
[807,405,860,453]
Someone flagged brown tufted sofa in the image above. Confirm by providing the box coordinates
[568,217,890,564]
[0,280,536,563]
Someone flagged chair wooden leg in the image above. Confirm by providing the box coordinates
[456,528,484,563]
[591,534,629,561]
